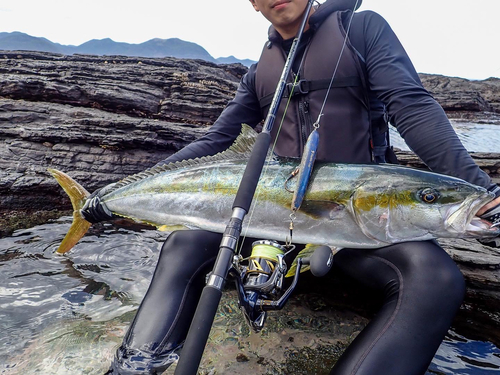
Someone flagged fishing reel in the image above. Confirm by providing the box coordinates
[230,240,334,332]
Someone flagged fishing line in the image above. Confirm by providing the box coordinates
[238,9,320,254]
[238,3,317,255]
[238,0,359,253]
[238,62,303,255]
[315,0,359,128]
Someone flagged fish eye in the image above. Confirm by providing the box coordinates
[419,188,440,204]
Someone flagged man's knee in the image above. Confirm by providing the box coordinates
[161,230,219,255]
[398,241,466,309]
[428,255,465,308]
[156,230,221,274]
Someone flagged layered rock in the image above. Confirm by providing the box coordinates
[1,52,499,216]
[420,73,500,118]
[0,51,245,216]
[1,51,500,347]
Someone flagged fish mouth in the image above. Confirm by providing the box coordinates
[445,193,500,238]
[467,216,500,234]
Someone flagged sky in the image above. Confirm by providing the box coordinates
[0,0,499,80]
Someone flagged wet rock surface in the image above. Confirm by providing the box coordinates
[1,51,500,353]
[164,289,363,375]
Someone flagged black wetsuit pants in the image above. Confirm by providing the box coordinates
[109,230,465,375]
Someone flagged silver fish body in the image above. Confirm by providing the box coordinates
[100,155,498,249]
[50,125,499,254]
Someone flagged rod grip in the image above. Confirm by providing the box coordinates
[174,286,222,375]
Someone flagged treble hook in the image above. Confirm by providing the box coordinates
[284,167,300,193]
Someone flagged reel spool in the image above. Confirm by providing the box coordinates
[244,240,286,294]
[232,240,288,332]
[231,239,333,332]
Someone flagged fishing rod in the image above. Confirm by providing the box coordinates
[173,1,316,373]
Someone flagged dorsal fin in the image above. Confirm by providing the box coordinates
[110,124,258,191]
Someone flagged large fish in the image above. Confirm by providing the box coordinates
[49,125,499,254]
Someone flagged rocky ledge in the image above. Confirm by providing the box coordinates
[1,51,500,351]
[420,73,500,122]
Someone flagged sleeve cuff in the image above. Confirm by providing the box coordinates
[488,185,500,199]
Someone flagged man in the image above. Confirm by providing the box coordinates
[107,0,500,374]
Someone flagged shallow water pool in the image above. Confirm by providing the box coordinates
[1,218,500,374]
[389,121,500,153]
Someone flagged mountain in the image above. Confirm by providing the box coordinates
[216,55,256,67]
[0,32,255,67]
[136,38,215,61]
[0,32,65,54]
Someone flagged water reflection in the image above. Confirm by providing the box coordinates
[0,218,167,374]
[1,218,500,374]
[389,121,500,153]
[428,332,500,374]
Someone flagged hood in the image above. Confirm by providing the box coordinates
[268,0,362,42]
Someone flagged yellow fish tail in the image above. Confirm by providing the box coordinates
[48,168,91,254]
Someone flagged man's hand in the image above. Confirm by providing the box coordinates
[477,196,500,217]
[477,196,500,248]
[81,184,116,223]
[478,196,500,226]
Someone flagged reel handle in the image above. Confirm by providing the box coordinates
[302,245,334,277]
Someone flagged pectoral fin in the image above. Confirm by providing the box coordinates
[285,244,316,277]
[299,200,344,220]
[157,224,189,232]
